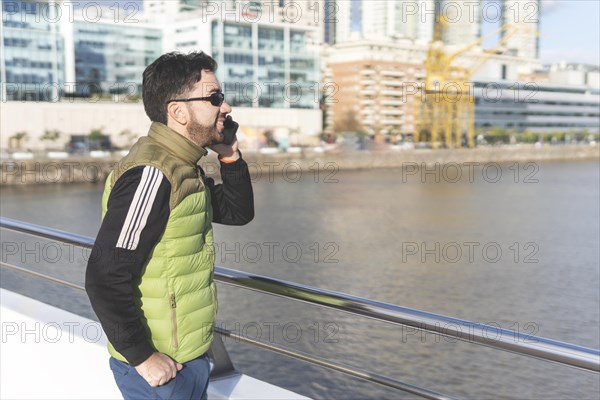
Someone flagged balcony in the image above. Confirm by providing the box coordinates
[381,109,404,115]
[381,89,404,97]
[360,70,375,76]
[381,119,403,125]
[360,99,376,105]
[381,100,404,106]
[381,70,405,77]
[381,80,404,87]
[361,89,377,96]
[360,80,376,86]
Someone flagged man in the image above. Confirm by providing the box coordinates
[85,51,254,400]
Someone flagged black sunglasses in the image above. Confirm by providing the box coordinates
[166,92,224,107]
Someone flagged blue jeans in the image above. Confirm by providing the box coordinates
[109,354,210,400]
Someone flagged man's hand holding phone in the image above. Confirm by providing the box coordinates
[210,115,240,162]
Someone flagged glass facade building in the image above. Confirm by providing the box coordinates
[1,1,161,100]
[1,0,65,100]
[474,81,600,132]
[258,26,285,108]
[211,19,320,109]
[72,21,162,96]
[288,29,318,109]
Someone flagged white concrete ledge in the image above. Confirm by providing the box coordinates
[0,289,309,400]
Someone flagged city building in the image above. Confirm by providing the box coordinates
[1,0,65,101]
[474,62,600,133]
[502,0,540,59]
[1,0,162,100]
[1,0,323,150]
[325,38,599,137]
[63,19,162,97]
[438,0,481,47]
[144,0,320,29]
[325,39,428,137]
[333,0,435,44]
[2,0,598,150]
[162,10,320,110]
[474,80,600,132]
[323,0,336,45]
[143,0,208,20]
[548,62,600,87]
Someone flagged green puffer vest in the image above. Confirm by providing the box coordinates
[103,122,217,364]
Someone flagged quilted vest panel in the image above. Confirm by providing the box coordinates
[103,131,216,364]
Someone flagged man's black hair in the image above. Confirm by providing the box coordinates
[142,51,218,124]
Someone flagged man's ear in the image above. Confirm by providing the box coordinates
[167,102,187,125]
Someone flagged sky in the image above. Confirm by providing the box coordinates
[79,0,599,66]
[481,0,600,65]
[537,0,600,65]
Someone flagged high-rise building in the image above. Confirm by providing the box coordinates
[323,0,336,45]
[332,0,352,44]
[502,0,540,59]
[144,0,322,110]
[325,39,429,136]
[333,0,436,45]
[394,0,435,44]
[438,0,481,46]
[1,0,65,101]
[360,0,392,40]
[143,0,209,22]
[144,0,319,28]
[64,20,162,97]
[166,15,320,110]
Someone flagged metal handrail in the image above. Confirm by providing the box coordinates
[0,219,454,400]
[2,217,599,378]
[0,257,453,400]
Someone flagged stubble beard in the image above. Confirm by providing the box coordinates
[186,109,222,147]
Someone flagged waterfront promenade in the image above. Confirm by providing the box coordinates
[1,144,598,185]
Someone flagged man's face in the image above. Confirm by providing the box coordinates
[183,70,232,147]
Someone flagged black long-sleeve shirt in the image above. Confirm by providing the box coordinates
[85,156,253,366]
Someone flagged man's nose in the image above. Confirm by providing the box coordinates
[220,101,232,114]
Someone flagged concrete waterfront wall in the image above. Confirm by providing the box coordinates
[1,144,598,186]
[0,101,322,151]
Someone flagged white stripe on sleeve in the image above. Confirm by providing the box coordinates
[116,166,164,250]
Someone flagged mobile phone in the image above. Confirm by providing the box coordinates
[222,116,238,145]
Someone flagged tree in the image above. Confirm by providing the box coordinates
[40,129,61,149]
[9,131,28,149]
[335,110,360,134]
[88,127,110,151]
[520,130,538,144]
[486,127,510,144]
[88,127,105,141]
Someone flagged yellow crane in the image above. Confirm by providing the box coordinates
[415,18,534,148]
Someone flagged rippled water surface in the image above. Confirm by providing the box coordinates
[1,160,599,399]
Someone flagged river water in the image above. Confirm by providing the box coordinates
[1,160,599,399]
